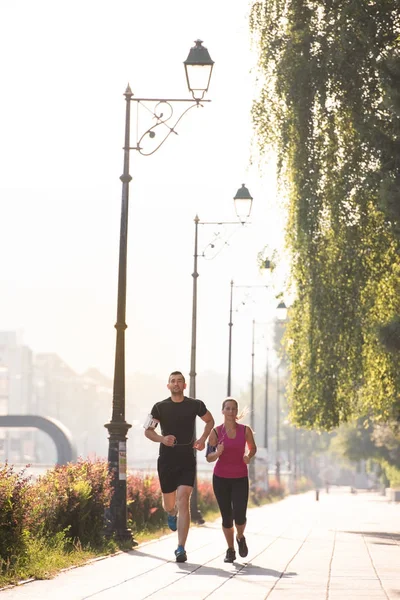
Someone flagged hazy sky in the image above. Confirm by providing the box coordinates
[0,0,287,394]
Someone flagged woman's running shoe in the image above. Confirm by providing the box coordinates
[224,547,236,563]
[236,536,248,557]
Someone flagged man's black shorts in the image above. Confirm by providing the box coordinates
[157,457,196,493]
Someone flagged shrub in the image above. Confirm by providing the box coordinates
[197,478,218,514]
[30,459,112,546]
[382,461,400,488]
[267,478,287,498]
[294,476,314,493]
[126,473,164,532]
[0,464,32,564]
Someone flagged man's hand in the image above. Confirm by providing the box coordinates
[193,437,206,451]
[162,435,176,447]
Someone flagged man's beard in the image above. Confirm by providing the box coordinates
[171,388,182,396]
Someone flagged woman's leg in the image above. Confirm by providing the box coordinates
[213,475,234,548]
[232,476,249,539]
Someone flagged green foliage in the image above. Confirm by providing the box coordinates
[381,461,400,487]
[293,476,314,493]
[331,418,400,485]
[251,0,400,428]
[0,464,31,565]
[30,459,112,546]
[197,478,219,514]
[126,473,165,532]
[252,478,287,506]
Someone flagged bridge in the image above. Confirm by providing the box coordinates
[0,415,77,465]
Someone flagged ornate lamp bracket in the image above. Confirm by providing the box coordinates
[130,97,209,156]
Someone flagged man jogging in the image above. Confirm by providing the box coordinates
[144,371,214,562]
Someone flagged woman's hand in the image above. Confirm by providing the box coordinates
[216,442,224,456]
[243,454,251,464]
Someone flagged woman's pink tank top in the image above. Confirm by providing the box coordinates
[213,423,248,478]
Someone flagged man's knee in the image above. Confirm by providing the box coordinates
[176,485,192,510]
[162,491,177,513]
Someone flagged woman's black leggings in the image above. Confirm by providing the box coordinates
[213,474,249,529]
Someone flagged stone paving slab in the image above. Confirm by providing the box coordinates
[1,488,399,599]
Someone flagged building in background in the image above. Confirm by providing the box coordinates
[0,331,33,462]
[0,332,112,464]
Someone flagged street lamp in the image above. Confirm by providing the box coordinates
[233,184,253,222]
[227,281,270,397]
[184,39,214,100]
[249,302,286,487]
[276,361,281,483]
[189,184,253,523]
[104,40,214,542]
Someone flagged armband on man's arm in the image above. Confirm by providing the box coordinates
[143,414,159,429]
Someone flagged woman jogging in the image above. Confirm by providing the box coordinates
[206,397,257,563]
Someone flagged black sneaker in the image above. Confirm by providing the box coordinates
[237,536,248,557]
[224,547,236,563]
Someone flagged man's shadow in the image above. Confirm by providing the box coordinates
[129,548,297,580]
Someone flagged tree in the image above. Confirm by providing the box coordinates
[250,0,400,429]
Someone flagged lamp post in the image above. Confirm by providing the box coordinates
[251,301,288,488]
[264,345,269,488]
[227,281,271,396]
[104,40,214,542]
[275,300,287,484]
[189,184,253,523]
[276,360,281,483]
[249,319,256,485]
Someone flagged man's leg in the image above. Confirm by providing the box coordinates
[162,490,178,531]
[162,491,177,515]
[176,485,192,548]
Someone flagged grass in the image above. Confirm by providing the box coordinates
[0,533,119,589]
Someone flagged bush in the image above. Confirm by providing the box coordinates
[382,461,400,488]
[126,473,165,532]
[0,464,32,564]
[294,476,314,493]
[30,459,112,546]
[250,479,287,506]
[197,478,218,514]
[267,478,287,498]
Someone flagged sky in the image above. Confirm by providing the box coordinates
[0,0,288,397]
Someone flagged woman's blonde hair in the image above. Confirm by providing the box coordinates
[221,397,248,421]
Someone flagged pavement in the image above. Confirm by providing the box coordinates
[1,487,399,599]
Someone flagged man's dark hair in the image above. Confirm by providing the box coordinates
[169,371,185,383]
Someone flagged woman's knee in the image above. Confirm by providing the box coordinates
[222,517,233,529]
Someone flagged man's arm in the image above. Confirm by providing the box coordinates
[144,427,176,447]
[193,410,214,450]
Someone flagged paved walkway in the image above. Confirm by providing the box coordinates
[1,488,399,599]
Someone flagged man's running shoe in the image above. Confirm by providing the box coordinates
[167,513,177,531]
[236,536,248,557]
[224,547,236,563]
[175,545,187,563]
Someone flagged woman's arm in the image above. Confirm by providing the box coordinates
[206,428,224,463]
[243,426,257,464]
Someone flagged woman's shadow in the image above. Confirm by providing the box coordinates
[176,561,297,580]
